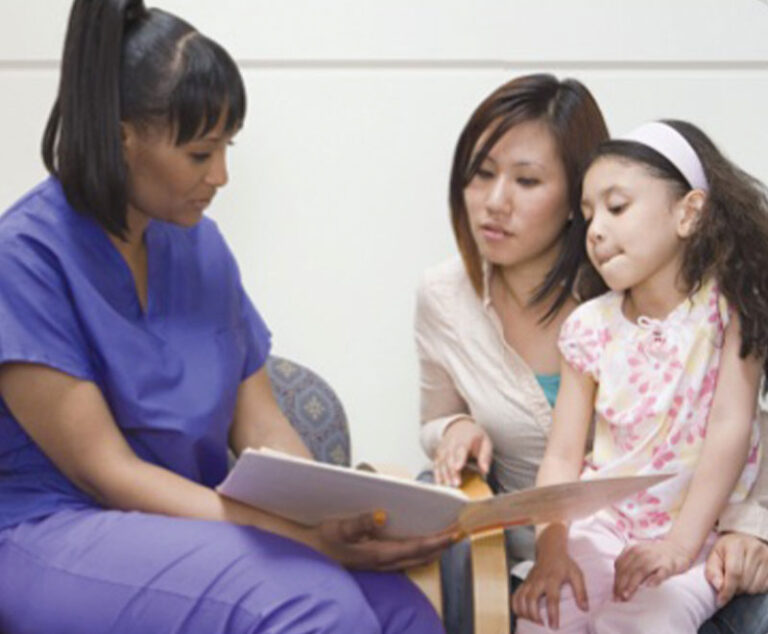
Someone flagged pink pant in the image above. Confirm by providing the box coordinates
[516,516,718,634]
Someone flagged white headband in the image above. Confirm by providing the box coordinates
[619,121,709,191]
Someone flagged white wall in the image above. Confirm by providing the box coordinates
[1,1,767,472]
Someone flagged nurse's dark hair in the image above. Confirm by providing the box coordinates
[449,73,609,322]
[589,120,768,385]
[41,0,246,239]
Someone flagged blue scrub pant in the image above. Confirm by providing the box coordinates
[0,508,444,633]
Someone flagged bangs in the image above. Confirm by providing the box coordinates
[465,111,547,187]
[167,34,246,145]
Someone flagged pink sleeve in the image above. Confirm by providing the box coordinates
[557,301,609,381]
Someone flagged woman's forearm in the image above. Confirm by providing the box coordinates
[718,410,768,540]
[90,452,321,549]
[0,364,319,549]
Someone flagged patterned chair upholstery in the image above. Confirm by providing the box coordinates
[266,356,447,622]
[265,355,351,466]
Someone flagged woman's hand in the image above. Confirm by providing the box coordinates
[613,538,693,601]
[512,524,588,629]
[705,532,768,605]
[433,418,492,487]
[312,513,454,571]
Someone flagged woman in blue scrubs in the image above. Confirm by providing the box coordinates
[0,1,449,632]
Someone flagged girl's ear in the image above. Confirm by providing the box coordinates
[676,190,706,239]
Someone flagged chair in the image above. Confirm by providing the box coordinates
[265,355,351,466]
[423,470,736,634]
[268,354,755,634]
[266,355,511,632]
[416,469,512,634]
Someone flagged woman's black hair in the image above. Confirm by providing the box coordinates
[449,73,609,321]
[588,120,768,383]
[42,0,246,238]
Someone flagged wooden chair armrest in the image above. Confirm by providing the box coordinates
[463,472,510,634]
[406,471,510,632]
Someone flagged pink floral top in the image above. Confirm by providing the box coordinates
[559,276,761,539]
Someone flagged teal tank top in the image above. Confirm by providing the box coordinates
[535,373,561,408]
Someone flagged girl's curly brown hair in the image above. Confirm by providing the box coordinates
[583,120,768,385]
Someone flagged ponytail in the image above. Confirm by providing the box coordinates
[43,0,147,238]
[41,0,245,239]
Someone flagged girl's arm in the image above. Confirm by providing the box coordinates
[512,359,596,628]
[614,316,762,600]
[536,357,597,491]
[530,356,595,564]
[0,362,451,570]
[667,316,761,557]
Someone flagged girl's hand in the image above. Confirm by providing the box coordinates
[313,512,454,571]
[511,532,588,629]
[433,418,493,487]
[613,538,694,601]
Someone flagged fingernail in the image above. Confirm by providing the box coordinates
[451,531,467,544]
[373,510,387,527]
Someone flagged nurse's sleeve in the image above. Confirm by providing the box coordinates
[0,241,96,381]
[238,284,272,381]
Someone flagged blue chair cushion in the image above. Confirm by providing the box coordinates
[265,356,351,466]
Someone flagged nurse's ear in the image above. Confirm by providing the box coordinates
[121,122,138,167]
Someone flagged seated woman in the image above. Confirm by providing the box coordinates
[415,73,768,633]
[0,2,450,632]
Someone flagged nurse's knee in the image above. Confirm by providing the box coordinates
[353,571,444,634]
[245,567,382,634]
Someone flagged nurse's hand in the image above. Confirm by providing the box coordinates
[313,512,454,571]
[433,418,493,487]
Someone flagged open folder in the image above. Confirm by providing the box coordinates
[217,448,672,538]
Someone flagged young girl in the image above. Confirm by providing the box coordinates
[512,120,768,633]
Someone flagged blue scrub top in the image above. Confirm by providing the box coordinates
[0,178,271,531]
